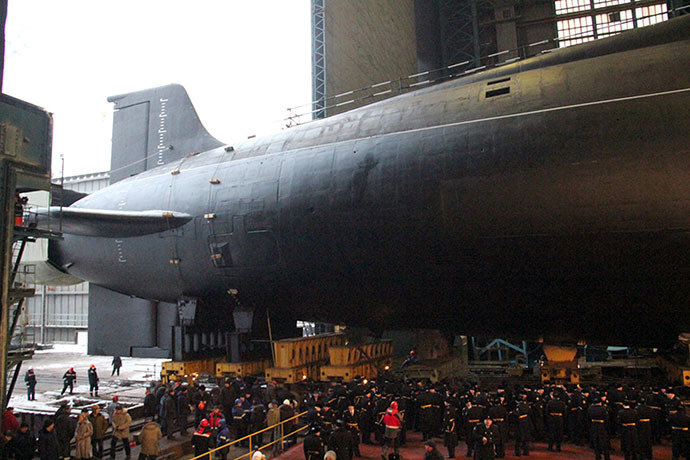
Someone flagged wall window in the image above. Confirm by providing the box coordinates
[555,0,668,47]
[557,15,595,46]
[595,9,635,37]
[636,3,669,27]
[555,0,592,15]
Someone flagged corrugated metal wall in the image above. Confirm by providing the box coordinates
[24,172,109,343]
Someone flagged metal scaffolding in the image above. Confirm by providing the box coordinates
[311,0,327,120]
[439,0,492,69]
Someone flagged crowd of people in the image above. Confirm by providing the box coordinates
[3,366,690,460]
[1,360,154,460]
[291,377,690,460]
[141,374,690,460]
[145,378,302,460]
[0,401,141,460]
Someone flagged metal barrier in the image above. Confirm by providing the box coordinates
[189,410,309,460]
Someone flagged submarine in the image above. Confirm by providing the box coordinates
[43,15,690,346]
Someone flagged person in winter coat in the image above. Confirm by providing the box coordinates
[1,408,19,434]
[24,369,36,401]
[208,406,223,434]
[513,396,531,457]
[443,400,458,459]
[110,406,132,459]
[587,398,610,460]
[216,419,231,460]
[303,426,325,460]
[195,401,209,428]
[75,410,93,460]
[54,405,75,460]
[472,417,499,460]
[106,396,119,422]
[89,405,108,459]
[61,368,77,395]
[329,420,354,460]
[143,390,157,422]
[191,419,213,460]
[111,356,122,376]
[219,381,236,423]
[266,401,281,455]
[251,403,266,446]
[0,431,13,460]
[278,399,296,447]
[137,420,162,460]
[164,390,177,440]
[11,423,36,460]
[382,401,402,460]
[177,389,191,435]
[158,393,168,435]
[232,399,248,447]
[88,365,99,397]
[38,419,58,460]
[423,440,444,460]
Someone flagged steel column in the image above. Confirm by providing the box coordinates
[0,161,16,408]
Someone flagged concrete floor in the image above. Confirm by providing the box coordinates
[8,343,164,412]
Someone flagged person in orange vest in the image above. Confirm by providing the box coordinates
[192,419,213,460]
[61,368,77,395]
[382,401,402,460]
[88,365,99,397]
[14,193,27,226]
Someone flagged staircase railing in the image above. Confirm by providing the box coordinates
[190,410,309,460]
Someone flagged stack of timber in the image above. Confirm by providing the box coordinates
[320,340,393,381]
[161,358,218,384]
[265,333,345,383]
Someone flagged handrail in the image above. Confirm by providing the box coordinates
[189,410,309,460]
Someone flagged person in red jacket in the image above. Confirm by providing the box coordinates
[192,419,213,460]
[382,402,402,459]
[2,407,19,434]
[208,406,223,431]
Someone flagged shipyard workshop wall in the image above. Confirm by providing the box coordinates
[21,172,110,344]
[312,0,558,117]
[22,172,178,357]
[311,0,681,119]
[323,0,418,113]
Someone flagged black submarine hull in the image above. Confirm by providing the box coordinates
[51,16,690,345]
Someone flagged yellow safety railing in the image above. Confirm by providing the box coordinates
[189,410,309,460]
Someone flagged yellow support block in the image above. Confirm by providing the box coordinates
[272,333,345,369]
[161,359,217,384]
[216,360,271,379]
[328,341,393,366]
[265,365,320,384]
[320,357,393,382]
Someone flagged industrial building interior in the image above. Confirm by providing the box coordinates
[1,0,690,459]
[4,0,686,356]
